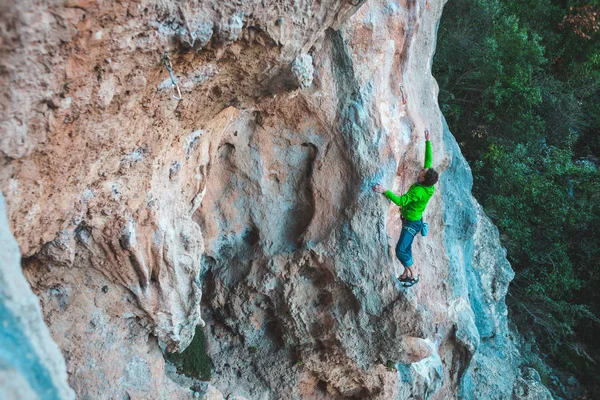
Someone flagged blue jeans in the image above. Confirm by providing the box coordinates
[395,219,423,267]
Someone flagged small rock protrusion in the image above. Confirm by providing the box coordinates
[119,219,136,250]
[291,54,314,90]
[47,96,62,110]
[218,14,244,42]
[97,75,117,108]
[102,285,109,294]
[39,230,76,267]
[399,83,408,105]
[180,22,213,49]
[193,23,213,48]
[75,223,91,244]
[169,161,181,180]
[521,367,542,382]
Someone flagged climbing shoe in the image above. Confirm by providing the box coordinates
[398,275,420,287]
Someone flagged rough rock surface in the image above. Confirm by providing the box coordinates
[0,0,553,399]
[0,193,75,400]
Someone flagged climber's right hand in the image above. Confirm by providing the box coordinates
[424,128,430,141]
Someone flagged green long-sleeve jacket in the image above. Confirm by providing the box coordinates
[384,140,434,221]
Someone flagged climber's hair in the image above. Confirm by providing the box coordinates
[423,168,439,186]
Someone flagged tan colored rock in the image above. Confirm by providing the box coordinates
[0,0,549,399]
[399,336,434,364]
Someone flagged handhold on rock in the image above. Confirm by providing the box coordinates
[400,336,433,364]
[291,54,314,90]
[97,75,117,108]
[39,230,75,267]
[217,14,243,42]
[399,83,408,105]
[178,19,213,50]
[189,23,213,49]
[169,161,181,180]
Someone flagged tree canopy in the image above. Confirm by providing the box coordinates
[434,0,600,396]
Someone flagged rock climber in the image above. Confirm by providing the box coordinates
[372,128,439,287]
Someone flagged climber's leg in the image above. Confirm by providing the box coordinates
[396,220,418,279]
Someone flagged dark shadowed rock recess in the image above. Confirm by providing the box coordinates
[0,0,553,399]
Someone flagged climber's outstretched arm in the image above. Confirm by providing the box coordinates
[372,185,421,206]
[424,128,432,169]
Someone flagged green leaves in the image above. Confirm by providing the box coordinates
[165,326,212,381]
[434,0,600,392]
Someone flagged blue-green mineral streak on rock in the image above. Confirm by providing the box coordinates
[440,116,520,398]
[0,193,75,400]
[0,302,60,400]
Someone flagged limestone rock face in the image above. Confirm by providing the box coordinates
[0,193,75,400]
[0,0,552,399]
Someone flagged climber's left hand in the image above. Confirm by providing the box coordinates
[372,184,386,193]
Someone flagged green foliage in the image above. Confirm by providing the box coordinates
[434,0,600,395]
[166,326,212,381]
[385,360,397,372]
[529,358,551,387]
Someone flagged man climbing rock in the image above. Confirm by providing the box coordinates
[373,128,439,287]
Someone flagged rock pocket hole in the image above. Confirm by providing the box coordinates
[217,143,235,161]
[242,225,260,247]
[212,86,223,97]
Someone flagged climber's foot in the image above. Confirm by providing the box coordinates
[399,275,420,287]
[398,267,414,281]
[398,267,418,287]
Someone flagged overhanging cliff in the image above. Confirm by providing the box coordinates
[0,0,552,399]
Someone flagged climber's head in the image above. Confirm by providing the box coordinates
[418,168,439,186]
